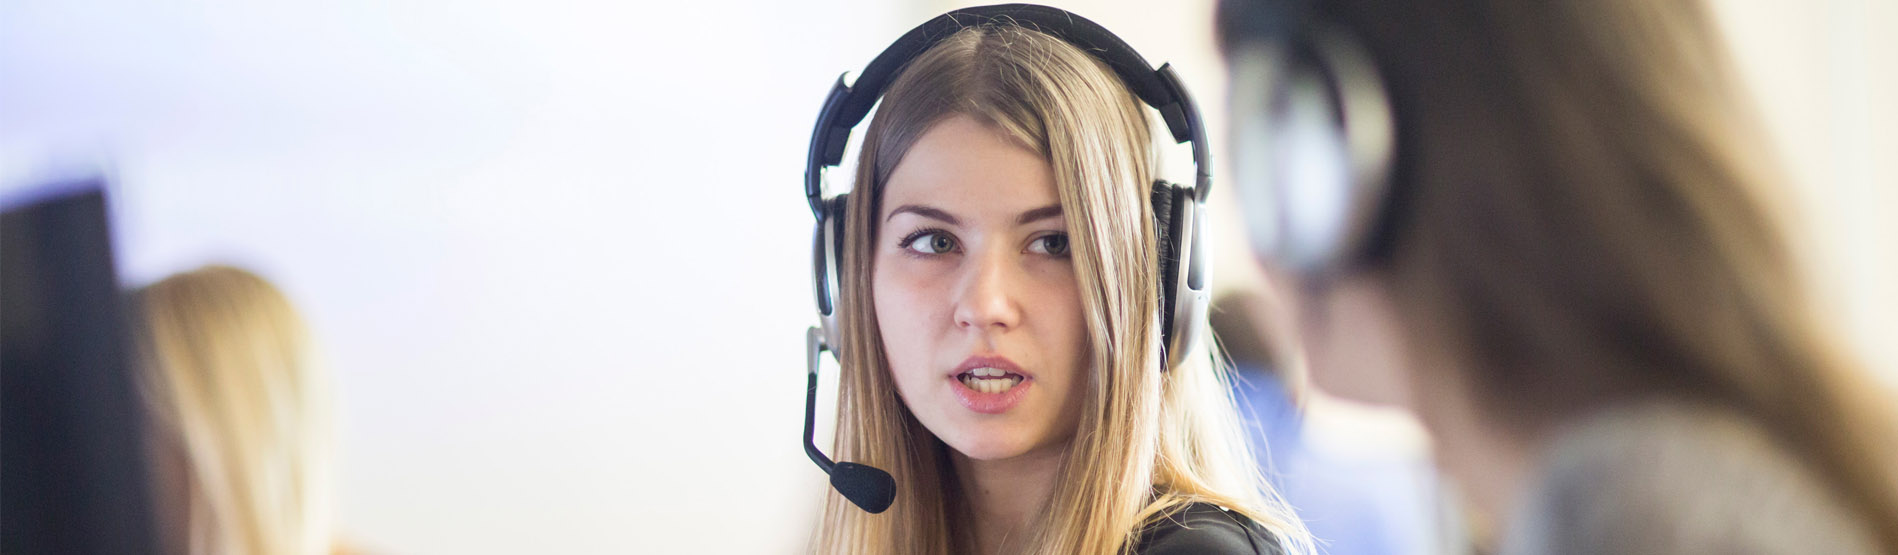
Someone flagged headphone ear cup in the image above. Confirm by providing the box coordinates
[1231,35,1396,278]
[815,194,850,343]
[1172,184,1210,370]
[1150,181,1188,366]
[1277,66,1357,273]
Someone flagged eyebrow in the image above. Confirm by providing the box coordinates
[1015,204,1063,225]
[885,204,961,225]
[883,203,1065,226]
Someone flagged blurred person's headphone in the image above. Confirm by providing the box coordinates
[800,3,1213,514]
[1220,0,1396,278]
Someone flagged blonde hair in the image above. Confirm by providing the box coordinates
[812,25,1310,554]
[134,265,335,555]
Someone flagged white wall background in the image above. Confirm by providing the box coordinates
[1710,0,1898,383]
[2,0,1890,553]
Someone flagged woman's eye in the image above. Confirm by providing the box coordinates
[901,231,959,255]
[1030,233,1070,256]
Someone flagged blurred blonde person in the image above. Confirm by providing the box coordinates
[134,265,343,555]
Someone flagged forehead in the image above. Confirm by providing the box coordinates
[880,115,1058,219]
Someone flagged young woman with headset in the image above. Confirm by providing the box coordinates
[798,5,1312,554]
[1218,0,1898,552]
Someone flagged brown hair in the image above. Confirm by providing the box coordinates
[1235,0,1898,549]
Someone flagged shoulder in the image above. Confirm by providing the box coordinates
[1503,401,1879,554]
[1134,502,1284,555]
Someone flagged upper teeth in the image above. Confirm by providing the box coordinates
[970,367,1005,378]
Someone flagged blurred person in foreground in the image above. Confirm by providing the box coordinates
[1216,0,1898,553]
[133,265,353,555]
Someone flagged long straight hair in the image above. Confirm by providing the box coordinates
[1264,0,1898,550]
[810,24,1310,554]
[134,265,336,555]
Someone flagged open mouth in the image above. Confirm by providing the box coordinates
[955,367,1026,394]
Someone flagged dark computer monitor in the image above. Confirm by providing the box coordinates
[2,178,159,554]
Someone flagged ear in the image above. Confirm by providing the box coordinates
[1295,272,1416,411]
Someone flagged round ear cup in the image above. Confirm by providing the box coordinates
[1274,67,1355,271]
[813,194,849,344]
[1228,33,1395,278]
[1150,181,1205,370]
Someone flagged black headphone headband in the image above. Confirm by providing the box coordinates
[804,3,1210,218]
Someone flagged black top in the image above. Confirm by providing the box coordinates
[1134,502,1285,555]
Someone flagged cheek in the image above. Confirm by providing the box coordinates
[871,259,950,379]
[1052,290,1087,352]
[1025,263,1090,373]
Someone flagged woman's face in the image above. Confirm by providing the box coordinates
[873,114,1090,462]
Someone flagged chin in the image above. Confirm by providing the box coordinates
[935,419,1055,461]
[946,436,1033,461]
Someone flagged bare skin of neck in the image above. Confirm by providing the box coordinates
[1414,373,1541,545]
[1328,276,1540,541]
[950,441,1069,554]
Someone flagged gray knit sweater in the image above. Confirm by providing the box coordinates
[1499,401,1879,554]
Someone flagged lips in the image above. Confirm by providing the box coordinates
[947,355,1033,414]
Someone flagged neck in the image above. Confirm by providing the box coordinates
[950,443,1068,554]
[1416,376,1539,545]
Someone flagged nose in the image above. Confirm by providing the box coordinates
[953,246,1023,333]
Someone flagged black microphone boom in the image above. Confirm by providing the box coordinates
[805,327,896,514]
